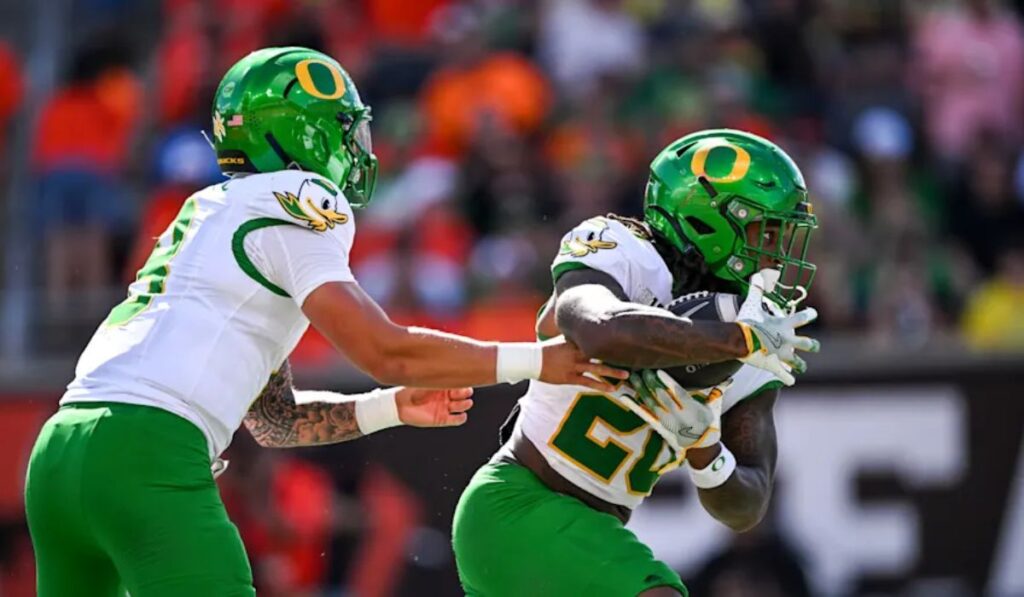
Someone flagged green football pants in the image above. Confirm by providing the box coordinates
[452,460,687,596]
[25,402,255,597]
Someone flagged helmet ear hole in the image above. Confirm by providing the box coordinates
[685,216,715,236]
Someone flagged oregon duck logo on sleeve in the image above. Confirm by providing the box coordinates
[274,179,349,232]
[560,218,618,258]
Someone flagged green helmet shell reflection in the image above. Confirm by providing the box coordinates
[644,129,817,304]
[211,47,378,207]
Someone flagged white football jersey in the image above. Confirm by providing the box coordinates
[62,170,356,458]
[510,216,783,509]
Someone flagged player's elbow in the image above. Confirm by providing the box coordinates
[349,324,415,384]
[566,324,614,359]
[722,508,767,533]
[560,315,636,364]
[554,299,614,359]
[243,417,287,449]
[355,340,409,384]
[565,321,617,360]
[707,496,770,533]
[700,478,773,533]
[363,357,410,386]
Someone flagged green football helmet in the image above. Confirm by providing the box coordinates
[644,129,817,306]
[211,47,378,207]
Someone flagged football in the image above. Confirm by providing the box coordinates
[660,291,743,390]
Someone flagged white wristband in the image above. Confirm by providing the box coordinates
[295,388,403,435]
[496,343,544,384]
[688,444,737,489]
[353,387,403,435]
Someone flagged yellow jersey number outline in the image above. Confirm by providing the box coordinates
[548,391,680,497]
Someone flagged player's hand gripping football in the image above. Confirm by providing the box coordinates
[737,271,819,386]
[623,369,725,455]
[396,387,475,427]
[540,337,630,392]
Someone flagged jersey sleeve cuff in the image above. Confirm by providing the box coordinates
[293,271,356,307]
[551,261,596,285]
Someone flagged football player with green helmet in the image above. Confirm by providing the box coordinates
[23,47,627,596]
[452,130,820,596]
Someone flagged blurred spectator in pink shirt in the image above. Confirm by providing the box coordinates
[912,0,1024,161]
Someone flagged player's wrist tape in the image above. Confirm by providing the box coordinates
[496,343,543,384]
[353,387,403,435]
[737,322,760,355]
[688,444,737,489]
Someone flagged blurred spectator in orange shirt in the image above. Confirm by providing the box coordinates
[32,59,139,174]
[420,5,551,157]
[31,35,141,312]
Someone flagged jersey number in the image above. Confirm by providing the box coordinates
[105,198,197,326]
[549,393,676,496]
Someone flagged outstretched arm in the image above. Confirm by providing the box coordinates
[303,281,624,390]
[689,387,779,532]
[244,360,476,448]
[552,268,750,369]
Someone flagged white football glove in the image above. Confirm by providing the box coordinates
[622,370,726,459]
[736,271,819,386]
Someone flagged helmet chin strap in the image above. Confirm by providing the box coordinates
[779,283,809,314]
[754,268,808,314]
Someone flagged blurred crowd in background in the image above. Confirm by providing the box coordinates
[1,1,1024,595]
[2,0,1024,362]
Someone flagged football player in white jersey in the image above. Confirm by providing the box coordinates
[452,129,820,596]
[23,47,626,597]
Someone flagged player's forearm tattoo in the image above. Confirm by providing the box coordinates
[243,360,364,448]
[697,388,779,532]
[554,269,748,368]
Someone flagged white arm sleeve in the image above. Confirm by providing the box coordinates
[244,224,356,307]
